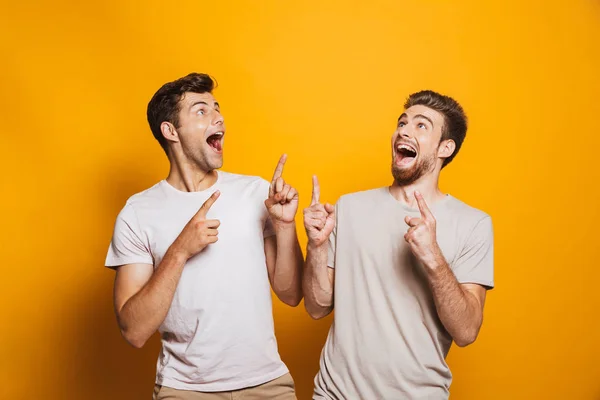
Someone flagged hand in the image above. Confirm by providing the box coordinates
[404,191,443,268]
[303,175,335,247]
[265,154,299,224]
[172,190,221,260]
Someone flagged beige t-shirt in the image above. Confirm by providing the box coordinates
[105,171,288,392]
[314,187,494,400]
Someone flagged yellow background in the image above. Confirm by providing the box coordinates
[1,1,599,399]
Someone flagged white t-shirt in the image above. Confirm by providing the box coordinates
[105,170,288,391]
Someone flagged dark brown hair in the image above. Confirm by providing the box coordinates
[147,73,216,154]
[404,90,467,168]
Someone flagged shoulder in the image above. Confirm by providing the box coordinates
[121,181,167,213]
[219,171,268,187]
[444,196,493,243]
[445,195,491,225]
[337,187,386,208]
[218,171,271,199]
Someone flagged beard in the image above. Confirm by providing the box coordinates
[391,151,436,185]
[182,144,223,172]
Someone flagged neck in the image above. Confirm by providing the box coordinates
[166,152,218,192]
[389,173,445,209]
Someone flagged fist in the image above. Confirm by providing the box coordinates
[303,175,335,247]
[173,190,221,260]
[265,154,299,224]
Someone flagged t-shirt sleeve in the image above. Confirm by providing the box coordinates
[259,179,276,238]
[327,202,339,269]
[105,203,154,269]
[451,216,494,289]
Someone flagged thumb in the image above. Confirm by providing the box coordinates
[265,197,276,209]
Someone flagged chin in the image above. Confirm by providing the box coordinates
[391,160,422,185]
[208,158,223,170]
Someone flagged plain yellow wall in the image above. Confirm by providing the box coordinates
[1,1,599,399]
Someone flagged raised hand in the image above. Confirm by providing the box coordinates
[404,191,443,267]
[303,175,335,247]
[265,154,299,224]
[172,190,221,260]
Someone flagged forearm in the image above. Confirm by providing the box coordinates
[117,247,187,347]
[425,257,482,347]
[271,222,304,306]
[303,243,333,319]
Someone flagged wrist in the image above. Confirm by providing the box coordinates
[167,242,191,263]
[272,219,296,231]
[307,240,328,252]
[423,251,447,271]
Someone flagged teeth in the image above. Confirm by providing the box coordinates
[397,144,416,153]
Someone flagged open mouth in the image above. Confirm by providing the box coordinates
[206,132,224,153]
[395,143,417,166]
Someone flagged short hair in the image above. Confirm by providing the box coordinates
[147,73,216,154]
[404,90,468,168]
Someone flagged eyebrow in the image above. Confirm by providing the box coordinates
[189,101,220,111]
[414,114,434,127]
[397,113,434,127]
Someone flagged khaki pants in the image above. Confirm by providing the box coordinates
[152,373,296,400]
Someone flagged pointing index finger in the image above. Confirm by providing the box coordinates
[415,191,433,220]
[271,154,287,183]
[311,175,321,205]
[196,190,220,219]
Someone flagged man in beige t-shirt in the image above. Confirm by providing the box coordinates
[106,73,303,399]
[303,90,494,399]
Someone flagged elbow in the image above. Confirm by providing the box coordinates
[120,328,148,349]
[454,337,475,348]
[453,328,480,348]
[308,310,328,320]
[305,303,332,320]
[275,285,303,308]
[281,293,303,307]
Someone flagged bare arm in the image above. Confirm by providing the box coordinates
[263,154,304,306]
[424,259,486,346]
[303,243,335,319]
[264,222,304,306]
[113,191,221,348]
[114,250,187,348]
[405,191,488,347]
[302,175,336,319]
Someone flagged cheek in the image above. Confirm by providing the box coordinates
[417,135,437,154]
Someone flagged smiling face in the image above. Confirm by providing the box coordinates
[391,104,454,185]
[164,91,225,171]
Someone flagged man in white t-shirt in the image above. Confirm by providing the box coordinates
[303,90,494,399]
[105,73,303,399]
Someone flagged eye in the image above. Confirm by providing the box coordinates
[418,123,426,129]
[398,121,406,127]
[197,109,205,115]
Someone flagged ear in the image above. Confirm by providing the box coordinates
[437,139,456,161]
[160,122,179,143]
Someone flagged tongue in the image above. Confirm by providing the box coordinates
[397,153,414,165]
[208,137,222,152]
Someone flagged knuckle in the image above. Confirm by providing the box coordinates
[194,220,204,230]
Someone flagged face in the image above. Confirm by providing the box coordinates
[391,104,451,185]
[165,92,225,171]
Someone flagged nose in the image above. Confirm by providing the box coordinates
[395,125,412,141]
[398,125,411,139]
[213,109,224,126]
